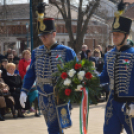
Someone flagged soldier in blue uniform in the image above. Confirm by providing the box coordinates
[99,1,134,134]
[19,3,76,134]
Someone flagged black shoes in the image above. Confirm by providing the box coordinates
[35,113,40,117]
[0,114,5,121]
[18,114,25,118]
[13,114,18,119]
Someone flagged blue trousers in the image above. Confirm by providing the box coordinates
[38,94,61,134]
[104,95,134,134]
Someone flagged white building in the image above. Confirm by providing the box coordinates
[0,0,116,54]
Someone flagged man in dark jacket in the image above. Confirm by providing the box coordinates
[81,44,88,59]
[87,50,96,63]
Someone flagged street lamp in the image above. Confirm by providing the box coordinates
[26,23,29,48]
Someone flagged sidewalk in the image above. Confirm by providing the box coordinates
[0,102,126,134]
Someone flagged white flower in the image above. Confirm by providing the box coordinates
[78,76,83,81]
[77,71,85,81]
[75,85,83,91]
[63,78,71,86]
[68,69,76,77]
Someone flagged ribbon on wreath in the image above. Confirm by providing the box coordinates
[80,87,89,134]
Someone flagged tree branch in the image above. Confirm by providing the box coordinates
[50,0,75,47]
[83,1,91,15]
[66,0,71,19]
[81,0,100,38]
[60,0,67,18]
[65,0,74,45]
[76,0,83,40]
[49,0,65,18]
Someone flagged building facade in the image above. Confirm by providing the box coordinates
[0,1,114,55]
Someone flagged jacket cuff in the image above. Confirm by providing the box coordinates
[21,88,29,94]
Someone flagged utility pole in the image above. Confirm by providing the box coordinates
[4,0,8,37]
[30,0,33,51]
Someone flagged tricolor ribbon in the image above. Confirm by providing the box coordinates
[56,54,62,61]
[80,87,89,134]
[123,59,130,70]
[56,54,64,66]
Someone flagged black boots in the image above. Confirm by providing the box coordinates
[0,108,5,121]
[35,113,40,117]
[11,106,17,119]
[18,110,25,118]
[0,114,4,121]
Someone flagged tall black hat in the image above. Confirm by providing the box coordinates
[111,0,132,34]
[37,2,56,36]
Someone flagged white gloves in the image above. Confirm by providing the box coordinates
[127,104,134,116]
[20,91,27,108]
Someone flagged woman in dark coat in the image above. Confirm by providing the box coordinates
[0,69,17,120]
[94,49,104,74]
[3,63,24,117]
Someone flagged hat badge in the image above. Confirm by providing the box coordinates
[37,12,46,32]
[114,12,120,29]
[39,21,46,31]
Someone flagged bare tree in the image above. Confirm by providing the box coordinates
[49,0,100,53]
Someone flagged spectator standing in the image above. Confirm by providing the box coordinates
[14,60,20,75]
[87,50,96,63]
[96,45,104,58]
[94,49,104,74]
[27,47,31,52]
[77,52,81,60]
[12,50,20,61]
[5,48,12,59]
[107,45,114,52]
[81,44,88,59]
[0,59,8,77]
[7,53,14,63]
[19,54,22,59]
[18,50,31,80]
[0,52,5,62]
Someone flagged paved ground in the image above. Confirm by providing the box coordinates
[0,102,126,134]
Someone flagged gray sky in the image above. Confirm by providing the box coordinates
[1,0,89,6]
[0,0,49,5]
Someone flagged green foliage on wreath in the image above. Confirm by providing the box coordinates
[53,58,101,104]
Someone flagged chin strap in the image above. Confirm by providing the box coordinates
[118,34,127,46]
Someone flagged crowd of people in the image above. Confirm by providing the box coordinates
[0,44,115,121]
[78,44,114,74]
[0,49,40,121]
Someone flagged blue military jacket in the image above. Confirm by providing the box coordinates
[99,45,134,102]
[21,44,76,95]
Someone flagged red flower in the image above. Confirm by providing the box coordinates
[81,87,84,90]
[80,92,82,96]
[61,72,68,79]
[74,63,82,70]
[64,89,72,96]
[85,72,93,79]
